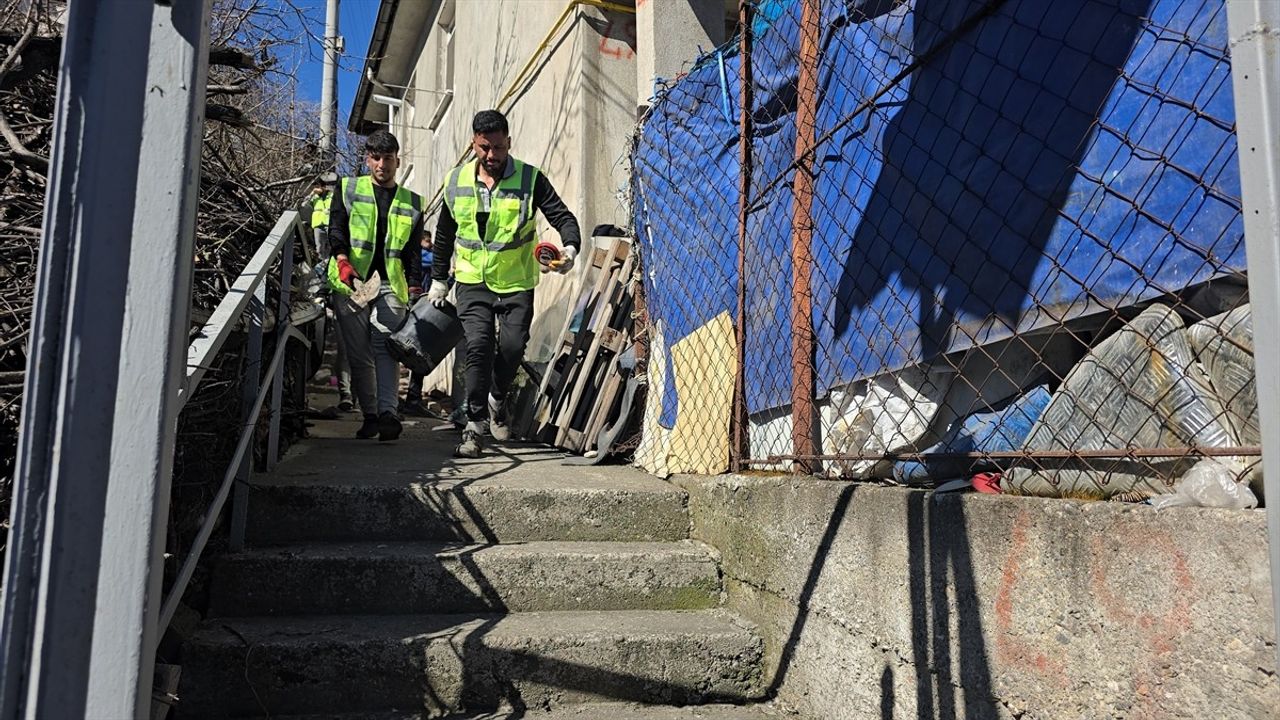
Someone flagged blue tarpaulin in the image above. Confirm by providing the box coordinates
[632,0,1243,425]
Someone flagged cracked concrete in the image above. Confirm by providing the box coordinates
[675,474,1279,720]
[177,412,778,719]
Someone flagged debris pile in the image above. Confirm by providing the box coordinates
[0,0,332,556]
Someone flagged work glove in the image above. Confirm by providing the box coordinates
[553,245,577,275]
[427,279,450,308]
[335,256,358,289]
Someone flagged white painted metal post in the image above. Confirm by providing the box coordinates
[1226,0,1280,671]
[266,247,295,470]
[229,285,265,552]
[0,0,212,717]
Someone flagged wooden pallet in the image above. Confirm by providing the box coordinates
[520,235,638,455]
[515,242,608,439]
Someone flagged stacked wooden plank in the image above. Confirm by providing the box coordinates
[516,235,638,455]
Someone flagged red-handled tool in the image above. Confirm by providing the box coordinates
[535,242,562,267]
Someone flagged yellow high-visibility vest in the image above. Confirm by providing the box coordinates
[326,175,422,303]
[310,193,332,228]
[443,159,540,293]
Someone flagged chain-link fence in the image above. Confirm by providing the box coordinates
[630,0,1262,506]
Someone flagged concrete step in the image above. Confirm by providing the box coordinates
[246,424,688,546]
[178,610,764,718]
[234,703,794,719]
[234,715,422,720]
[246,474,689,546]
[209,541,722,616]
[458,704,795,718]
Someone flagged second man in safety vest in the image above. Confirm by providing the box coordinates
[429,109,581,458]
[327,129,426,441]
[308,172,337,257]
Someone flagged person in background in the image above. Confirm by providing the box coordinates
[309,171,354,414]
[309,172,337,257]
[428,109,580,458]
[402,231,435,417]
[326,130,426,441]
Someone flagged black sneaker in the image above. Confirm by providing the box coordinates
[402,397,428,417]
[336,398,355,413]
[355,414,379,439]
[378,411,403,442]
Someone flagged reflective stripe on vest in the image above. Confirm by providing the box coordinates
[443,159,540,293]
[326,175,423,303]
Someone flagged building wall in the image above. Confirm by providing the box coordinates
[675,474,1280,720]
[391,0,638,374]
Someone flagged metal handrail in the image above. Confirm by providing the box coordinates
[157,209,311,640]
[157,325,305,633]
[178,212,298,409]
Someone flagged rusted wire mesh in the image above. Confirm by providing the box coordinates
[631,0,1260,506]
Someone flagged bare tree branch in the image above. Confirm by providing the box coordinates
[207,82,250,95]
[205,103,251,128]
[0,109,45,170]
[209,44,258,70]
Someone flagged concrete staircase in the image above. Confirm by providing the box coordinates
[176,415,780,719]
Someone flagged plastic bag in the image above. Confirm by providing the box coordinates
[825,371,941,479]
[893,385,1051,485]
[1149,458,1257,510]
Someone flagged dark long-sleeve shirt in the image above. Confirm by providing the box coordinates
[432,160,581,284]
[328,180,426,289]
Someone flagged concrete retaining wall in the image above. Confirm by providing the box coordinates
[673,475,1278,719]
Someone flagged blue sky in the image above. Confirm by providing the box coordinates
[285,0,381,130]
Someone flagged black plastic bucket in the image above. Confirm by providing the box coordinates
[387,298,464,376]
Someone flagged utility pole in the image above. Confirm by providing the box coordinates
[319,0,339,168]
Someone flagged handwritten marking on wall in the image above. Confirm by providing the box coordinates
[993,511,1198,720]
[1090,529,1193,720]
[993,511,1070,688]
[599,18,637,60]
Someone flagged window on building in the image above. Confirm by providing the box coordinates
[429,0,456,131]
[437,20,454,95]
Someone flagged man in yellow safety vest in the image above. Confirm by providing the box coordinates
[327,130,426,441]
[308,171,355,413]
[308,172,337,256]
[429,109,580,458]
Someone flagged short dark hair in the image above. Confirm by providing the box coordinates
[472,109,508,136]
[365,129,400,155]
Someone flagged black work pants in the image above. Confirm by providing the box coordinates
[455,282,534,423]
